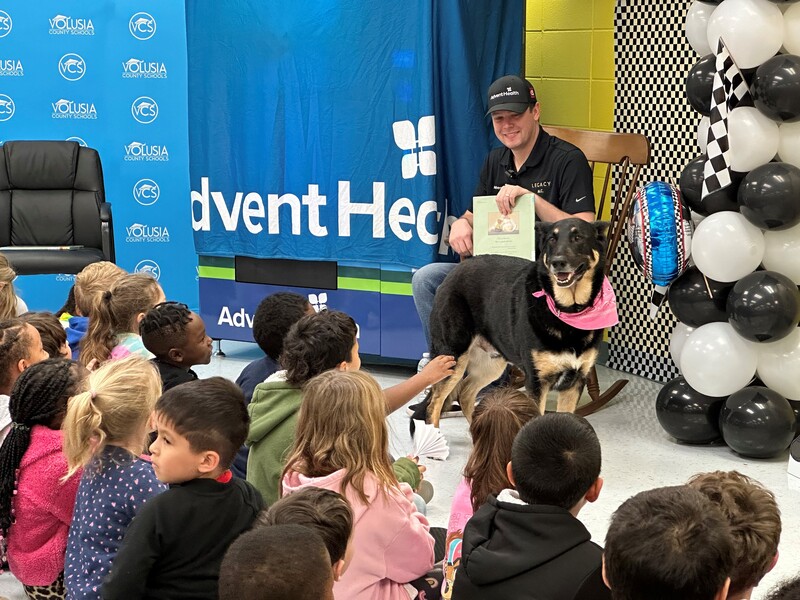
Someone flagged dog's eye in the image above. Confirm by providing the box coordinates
[547,237,556,245]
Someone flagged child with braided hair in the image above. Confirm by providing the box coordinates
[140,302,212,391]
[78,273,165,369]
[62,356,166,600]
[0,358,87,599]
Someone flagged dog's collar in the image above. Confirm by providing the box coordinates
[532,276,619,330]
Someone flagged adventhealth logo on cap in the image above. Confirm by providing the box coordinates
[131,96,158,124]
[65,136,87,146]
[392,116,436,179]
[49,15,94,35]
[129,12,156,40]
[58,53,86,81]
[0,59,23,77]
[134,259,161,280]
[51,98,97,120]
[122,58,167,79]
[0,11,12,38]
[0,94,15,121]
[124,141,169,162]
[133,178,160,205]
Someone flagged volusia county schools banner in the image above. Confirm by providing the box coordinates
[187,1,523,269]
[0,2,195,310]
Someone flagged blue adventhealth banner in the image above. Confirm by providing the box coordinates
[188,1,523,269]
[0,2,196,310]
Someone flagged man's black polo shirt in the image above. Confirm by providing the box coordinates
[473,129,595,217]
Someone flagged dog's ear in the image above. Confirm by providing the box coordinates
[535,222,554,257]
[593,220,611,242]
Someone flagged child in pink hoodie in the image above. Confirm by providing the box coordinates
[0,358,87,598]
[443,388,538,598]
[282,369,436,600]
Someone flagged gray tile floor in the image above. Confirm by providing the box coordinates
[2,342,797,599]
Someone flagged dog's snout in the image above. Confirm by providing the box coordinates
[550,257,569,271]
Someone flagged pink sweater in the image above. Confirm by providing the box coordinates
[443,478,474,597]
[8,425,82,586]
[283,468,435,600]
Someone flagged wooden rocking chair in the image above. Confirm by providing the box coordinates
[542,126,651,416]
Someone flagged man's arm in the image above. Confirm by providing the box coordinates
[495,183,594,222]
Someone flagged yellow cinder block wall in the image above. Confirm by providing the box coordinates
[525,0,615,216]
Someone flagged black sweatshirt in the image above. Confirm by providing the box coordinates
[102,476,264,600]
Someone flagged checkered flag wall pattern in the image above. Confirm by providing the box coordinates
[607,0,698,382]
[702,39,754,199]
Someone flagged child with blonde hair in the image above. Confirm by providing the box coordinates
[62,356,166,600]
[0,359,86,599]
[79,273,165,368]
[442,387,538,598]
[67,261,126,360]
[282,370,436,600]
[0,254,27,320]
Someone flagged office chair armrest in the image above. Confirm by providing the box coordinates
[100,202,112,223]
[99,202,115,263]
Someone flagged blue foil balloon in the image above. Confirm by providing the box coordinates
[627,181,694,286]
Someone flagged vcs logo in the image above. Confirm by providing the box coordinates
[58,53,86,81]
[133,179,160,206]
[129,12,156,40]
[0,11,12,38]
[134,259,161,281]
[0,94,14,121]
[131,96,158,124]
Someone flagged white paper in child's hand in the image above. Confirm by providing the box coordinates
[411,421,449,461]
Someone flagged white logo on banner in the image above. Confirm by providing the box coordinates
[0,94,15,121]
[392,116,436,179]
[129,12,156,40]
[0,59,23,77]
[124,141,169,162]
[131,96,158,124]
[66,136,87,147]
[55,274,76,282]
[308,293,328,312]
[122,58,167,79]
[133,178,161,205]
[0,11,12,38]
[51,99,97,119]
[49,15,94,35]
[134,259,161,280]
[58,53,86,81]
[126,223,170,243]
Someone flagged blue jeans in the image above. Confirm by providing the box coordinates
[411,262,457,349]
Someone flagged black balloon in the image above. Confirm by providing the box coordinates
[686,54,715,116]
[720,387,796,458]
[727,270,800,343]
[679,154,741,216]
[753,55,800,123]
[668,266,735,328]
[739,162,800,230]
[656,377,725,444]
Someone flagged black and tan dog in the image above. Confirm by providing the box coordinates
[418,218,613,428]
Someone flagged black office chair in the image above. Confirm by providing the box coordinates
[0,140,115,275]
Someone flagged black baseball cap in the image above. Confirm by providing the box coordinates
[486,75,537,116]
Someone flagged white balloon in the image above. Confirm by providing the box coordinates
[728,107,780,173]
[686,1,715,56]
[763,221,800,283]
[691,212,765,282]
[706,0,784,68]
[670,322,696,369]
[697,115,710,153]
[778,121,800,168]
[757,328,800,400]
[681,322,759,396]
[785,3,800,55]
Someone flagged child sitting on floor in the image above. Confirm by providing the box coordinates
[0,359,86,599]
[0,254,27,319]
[63,356,166,600]
[282,370,437,600]
[259,486,354,581]
[21,311,71,359]
[103,377,264,600]
[79,273,165,368]
[140,302,212,391]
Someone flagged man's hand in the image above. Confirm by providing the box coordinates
[495,184,531,216]
[449,217,473,257]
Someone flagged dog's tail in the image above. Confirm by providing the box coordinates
[408,390,431,438]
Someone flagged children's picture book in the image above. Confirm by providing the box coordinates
[472,193,536,261]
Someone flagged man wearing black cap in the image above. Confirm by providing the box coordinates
[412,74,595,349]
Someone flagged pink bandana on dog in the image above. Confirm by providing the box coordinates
[532,276,619,331]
